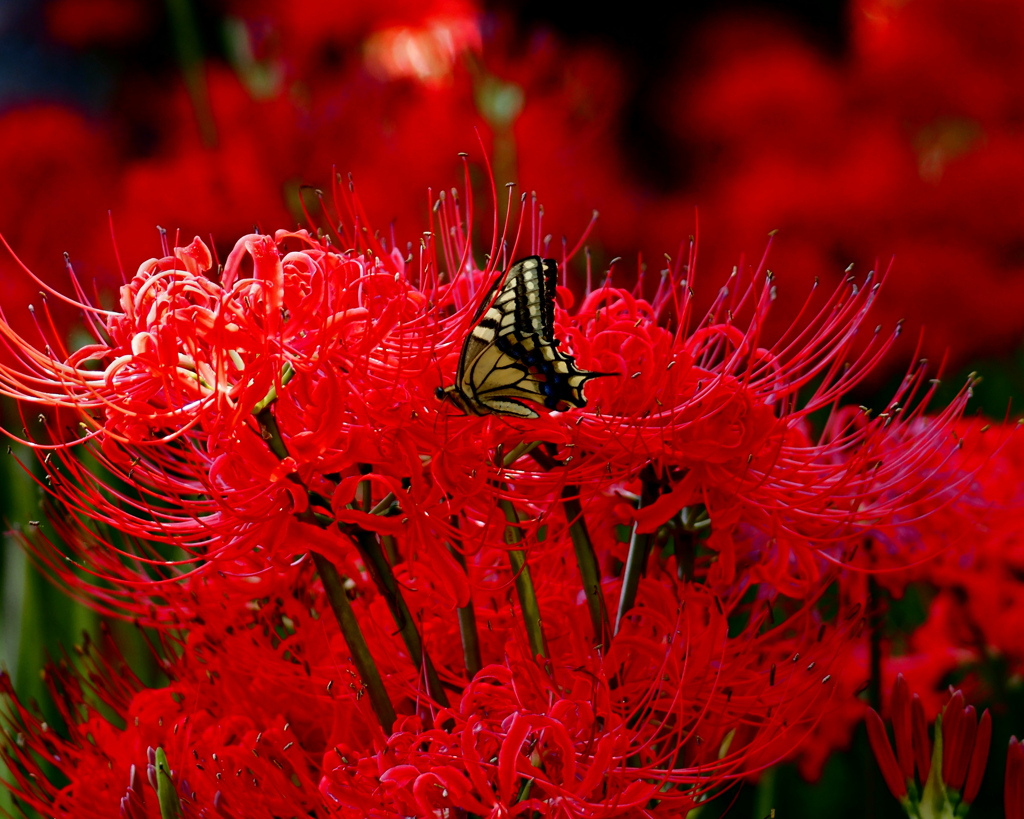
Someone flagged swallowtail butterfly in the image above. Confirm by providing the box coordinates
[437,256,606,418]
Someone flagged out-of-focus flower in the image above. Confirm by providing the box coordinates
[364,15,481,83]
[0,566,368,819]
[662,0,1024,371]
[222,0,481,101]
[0,105,120,336]
[45,0,153,48]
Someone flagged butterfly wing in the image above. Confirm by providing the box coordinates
[453,257,602,418]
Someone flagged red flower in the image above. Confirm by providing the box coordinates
[0,165,988,816]
[1,530,860,819]
[0,174,975,607]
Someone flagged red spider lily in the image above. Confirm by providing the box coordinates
[0,571,361,819]
[889,420,1024,681]
[867,674,992,816]
[790,415,1022,779]
[0,165,987,816]
[0,169,980,609]
[2,551,854,818]
[321,590,852,817]
[45,0,152,48]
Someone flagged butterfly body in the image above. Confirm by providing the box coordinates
[439,256,606,419]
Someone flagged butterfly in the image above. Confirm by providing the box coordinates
[437,256,608,419]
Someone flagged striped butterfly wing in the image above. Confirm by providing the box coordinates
[455,257,599,418]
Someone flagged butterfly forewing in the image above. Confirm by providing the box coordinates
[451,256,603,418]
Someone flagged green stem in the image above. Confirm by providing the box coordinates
[753,766,777,819]
[518,445,608,650]
[255,407,399,729]
[499,498,548,661]
[153,747,182,819]
[449,516,482,678]
[615,469,658,635]
[868,569,883,712]
[255,406,289,460]
[561,485,609,651]
[258,405,448,716]
[370,492,396,516]
[352,528,450,708]
[311,551,396,732]
[380,533,399,565]
[674,525,697,583]
[502,440,542,467]
[253,363,295,414]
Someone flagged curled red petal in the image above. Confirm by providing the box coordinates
[497,713,532,806]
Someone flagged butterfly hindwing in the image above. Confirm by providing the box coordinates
[448,256,603,418]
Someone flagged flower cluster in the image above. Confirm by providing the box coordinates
[0,167,999,817]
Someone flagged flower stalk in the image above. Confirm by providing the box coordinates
[522,443,609,649]
[447,517,483,678]
[1008,738,1024,819]
[150,747,181,819]
[561,484,610,650]
[350,526,451,707]
[499,497,548,661]
[615,466,659,635]
[311,550,397,732]
[256,403,403,727]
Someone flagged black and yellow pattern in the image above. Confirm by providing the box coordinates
[439,256,605,419]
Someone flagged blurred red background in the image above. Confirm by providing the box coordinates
[1,0,1021,396]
